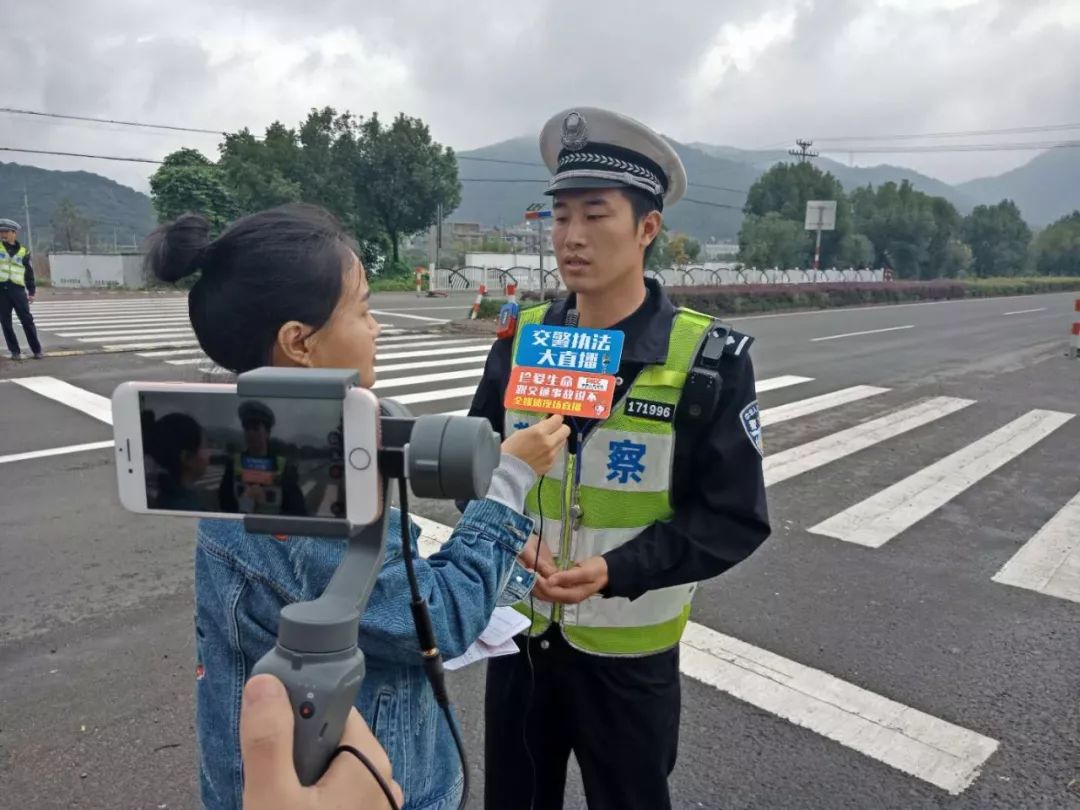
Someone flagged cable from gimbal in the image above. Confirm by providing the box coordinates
[333,744,401,808]
[396,477,470,810]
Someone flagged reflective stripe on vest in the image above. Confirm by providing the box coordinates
[233,453,287,514]
[506,302,714,656]
[0,245,28,286]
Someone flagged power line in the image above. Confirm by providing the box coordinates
[0,107,222,136]
[681,197,743,210]
[817,140,1080,154]
[809,122,1080,143]
[0,146,164,164]
[457,155,545,168]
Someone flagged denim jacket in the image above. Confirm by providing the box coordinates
[193,498,536,810]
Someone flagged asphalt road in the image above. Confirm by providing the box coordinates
[1,290,1079,809]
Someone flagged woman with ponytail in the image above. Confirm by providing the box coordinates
[145,204,568,810]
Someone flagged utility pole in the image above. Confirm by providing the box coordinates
[22,184,33,252]
[788,139,818,164]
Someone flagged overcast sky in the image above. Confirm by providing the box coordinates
[5,0,1079,192]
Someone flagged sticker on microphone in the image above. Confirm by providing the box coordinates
[504,367,617,418]
[514,325,624,374]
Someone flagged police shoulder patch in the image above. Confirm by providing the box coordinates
[723,329,754,358]
[740,400,763,457]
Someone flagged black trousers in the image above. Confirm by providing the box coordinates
[484,625,681,810]
[0,283,41,356]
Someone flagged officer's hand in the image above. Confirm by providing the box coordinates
[501,414,571,476]
[518,533,557,578]
[27,294,34,304]
[240,674,403,810]
[534,556,609,604]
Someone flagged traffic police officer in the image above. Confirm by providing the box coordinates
[467,107,771,810]
[0,218,43,360]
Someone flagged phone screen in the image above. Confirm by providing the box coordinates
[138,390,348,518]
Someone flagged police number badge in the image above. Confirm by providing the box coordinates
[740,401,764,457]
[561,111,589,151]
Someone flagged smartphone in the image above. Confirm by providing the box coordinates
[111,381,382,525]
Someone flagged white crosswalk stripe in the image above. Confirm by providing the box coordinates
[5,371,1078,613]
[21,298,422,361]
[810,409,1074,547]
[992,490,1080,604]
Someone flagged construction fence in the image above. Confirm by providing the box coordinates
[427,265,887,292]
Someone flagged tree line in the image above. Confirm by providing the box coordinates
[149,107,461,276]
[738,162,1080,278]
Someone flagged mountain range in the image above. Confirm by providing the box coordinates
[0,162,155,249]
[4,139,1077,247]
[455,137,1080,241]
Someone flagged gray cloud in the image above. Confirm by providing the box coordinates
[4,0,1078,191]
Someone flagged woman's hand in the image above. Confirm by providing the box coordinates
[501,415,571,476]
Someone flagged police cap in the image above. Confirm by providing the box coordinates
[539,107,687,210]
[0,219,21,232]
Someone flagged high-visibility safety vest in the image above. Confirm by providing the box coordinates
[233,453,287,514]
[0,245,29,287]
[506,302,715,656]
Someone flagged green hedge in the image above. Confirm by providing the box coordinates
[368,276,418,292]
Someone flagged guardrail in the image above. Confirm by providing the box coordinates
[428,266,887,291]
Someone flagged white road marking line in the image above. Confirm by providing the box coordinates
[811,409,1074,548]
[376,305,477,312]
[764,397,975,487]
[376,344,497,362]
[139,348,205,358]
[164,358,214,366]
[760,386,890,426]
[726,291,1075,322]
[102,339,201,350]
[440,409,469,417]
[371,309,448,323]
[811,325,914,342]
[377,338,490,351]
[1002,307,1047,316]
[59,328,195,339]
[377,354,489,374]
[9,376,113,424]
[410,517,1000,795]
[29,304,189,312]
[372,367,485,390]
[679,623,999,795]
[0,440,114,466]
[374,334,460,345]
[144,333,425,362]
[755,375,814,393]
[389,386,479,405]
[34,316,193,328]
[991,489,1080,604]
[162,345,491,367]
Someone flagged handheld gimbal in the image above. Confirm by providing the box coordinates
[237,367,500,801]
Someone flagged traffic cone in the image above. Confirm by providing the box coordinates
[1071,299,1080,358]
[469,284,488,320]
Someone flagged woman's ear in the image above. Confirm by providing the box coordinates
[272,321,314,367]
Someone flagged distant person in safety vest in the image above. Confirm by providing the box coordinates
[0,218,43,360]
[218,400,307,516]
